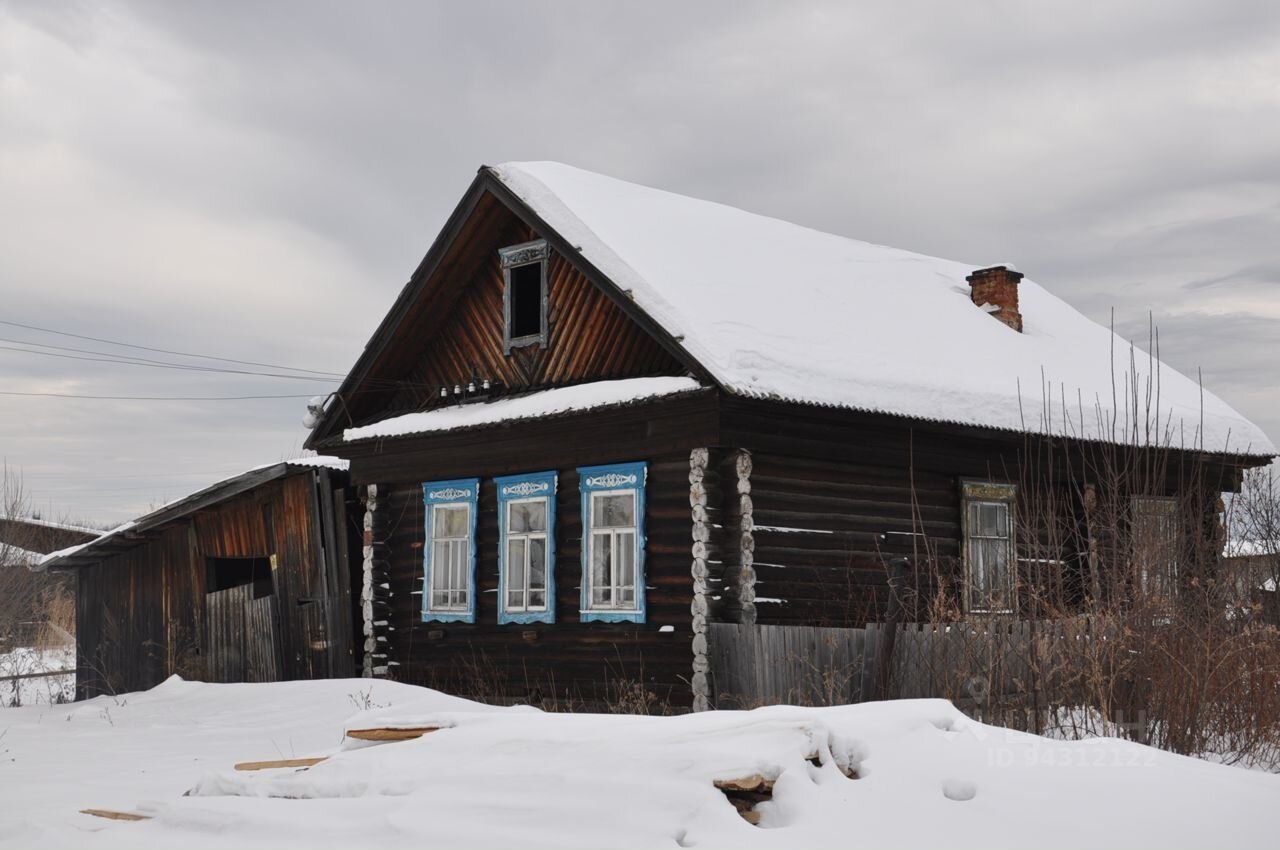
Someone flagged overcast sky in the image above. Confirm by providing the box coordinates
[2,0,1277,525]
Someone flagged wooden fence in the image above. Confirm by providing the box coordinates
[708,617,1103,717]
[707,622,877,707]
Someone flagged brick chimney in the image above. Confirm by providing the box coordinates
[966,265,1024,332]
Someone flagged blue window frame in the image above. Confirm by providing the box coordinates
[422,478,479,624]
[578,462,647,623]
[496,471,557,625]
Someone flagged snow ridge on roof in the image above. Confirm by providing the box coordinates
[345,377,703,442]
[491,162,1274,457]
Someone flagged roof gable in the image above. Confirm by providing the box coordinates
[306,175,699,447]
[489,161,1274,457]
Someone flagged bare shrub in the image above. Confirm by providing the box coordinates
[889,350,1280,768]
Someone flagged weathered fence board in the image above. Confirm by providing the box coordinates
[708,622,870,707]
[709,617,1104,716]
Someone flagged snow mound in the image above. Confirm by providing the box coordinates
[0,679,1277,849]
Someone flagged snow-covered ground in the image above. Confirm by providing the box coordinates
[0,645,74,707]
[0,677,1275,849]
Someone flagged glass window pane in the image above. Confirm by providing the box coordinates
[618,531,635,592]
[529,589,545,609]
[432,541,451,591]
[509,502,528,534]
[510,500,547,533]
[528,538,546,591]
[591,533,611,607]
[434,505,468,538]
[525,500,547,532]
[980,503,999,536]
[507,537,526,591]
[595,493,635,528]
[454,539,467,594]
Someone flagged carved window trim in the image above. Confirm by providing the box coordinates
[499,239,550,353]
[421,478,480,624]
[578,462,647,624]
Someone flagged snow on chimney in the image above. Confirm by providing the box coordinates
[966,265,1024,332]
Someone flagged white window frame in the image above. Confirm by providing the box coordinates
[579,462,646,624]
[962,481,1018,615]
[422,479,479,624]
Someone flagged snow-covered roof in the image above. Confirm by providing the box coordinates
[0,544,44,566]
[489,162,1274,457]
[344,377,703,442]
[1226,540,1279,558]
[10,516,101,536]
[37,456,349,571]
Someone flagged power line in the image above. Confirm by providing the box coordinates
[0,335,329,374]
[0,318,346,377]
[0,390,316,400]
[0,343,342,382]
[1,317,452,394]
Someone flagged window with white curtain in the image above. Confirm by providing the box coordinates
[579,462,647,623]
[496,471,557,625]
[422,479,479,623]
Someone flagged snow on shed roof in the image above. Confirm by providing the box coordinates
[490,162,1274,457]
[344,377,704,442]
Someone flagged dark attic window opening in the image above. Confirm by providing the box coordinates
[510,263,543,338]
[207,555,274,599]
[499,239,549,352]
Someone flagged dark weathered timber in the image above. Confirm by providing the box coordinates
[71,467,356,699]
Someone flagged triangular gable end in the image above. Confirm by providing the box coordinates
[306,169,710,449]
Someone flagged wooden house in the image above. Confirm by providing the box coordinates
[300,162,1275,710]
[39,458,359,698]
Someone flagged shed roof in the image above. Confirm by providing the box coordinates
[37,457,348,572]
[483,162,1273,457]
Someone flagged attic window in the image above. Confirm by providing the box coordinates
[500,240,549,352]
[207,555,274,598]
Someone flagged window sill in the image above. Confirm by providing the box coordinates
[422,611,475,624]
[499,610,555,625]
[504,333,546,354]
[580,610,645,624]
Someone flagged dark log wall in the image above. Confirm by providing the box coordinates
[350,396,722,709]
[723,400,1008,627]
[346,204,686,428]
[718,398,1253,627]
[75,471,356,698]
[375,459,693,708]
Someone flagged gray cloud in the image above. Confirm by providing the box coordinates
[2,0,1278,522]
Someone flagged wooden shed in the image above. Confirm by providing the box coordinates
[39,458,360,698]
[298,162,1274,710]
